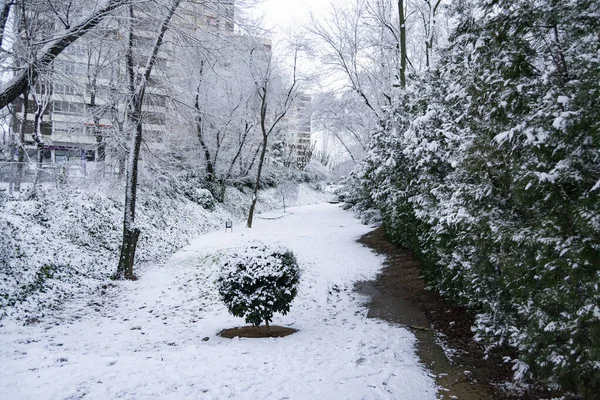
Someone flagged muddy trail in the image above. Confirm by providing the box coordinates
[356,227,566,400]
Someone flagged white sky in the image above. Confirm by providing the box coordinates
[250,0,333,34]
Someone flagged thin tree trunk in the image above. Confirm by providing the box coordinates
[116,109,143,280]
[194,91,215,181]
[116,3,144,280]
[219,121,253,202]
[246,49,298,228]
[244,144,262,176]
[246,138,267,228]
[33,105,44,191]
[398,0,406,88]
[15,90,29,192]
[89,75,106,177]
[115,0,181,280]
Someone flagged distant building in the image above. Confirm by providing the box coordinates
[279,93,312,169]
[8,0,236,173]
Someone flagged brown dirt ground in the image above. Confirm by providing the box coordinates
[219,325,297,339]
[358,227,570,400]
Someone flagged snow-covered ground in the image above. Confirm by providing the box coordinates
[0,203,437,399]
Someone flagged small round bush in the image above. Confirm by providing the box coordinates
[217,243,300,329]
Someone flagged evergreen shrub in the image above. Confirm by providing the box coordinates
[217,243,300,328]
[347,0,600,394]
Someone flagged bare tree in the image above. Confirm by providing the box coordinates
[308,2,387,120]
[30,76,51,191]
[115,0,181,280]
[0,0,132,110]
[307,0,449,168]
[312,90,372,165]
[277,178,298,212]
[420,0,443,69]
[167,26,266,201]
[246,43,300,228]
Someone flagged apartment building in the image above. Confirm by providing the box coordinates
[8,0,235,172]
[6,0,313,180]
[279,93,312,169]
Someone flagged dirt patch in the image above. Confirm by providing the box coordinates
[219,325,297,339]
[357,227,567,400]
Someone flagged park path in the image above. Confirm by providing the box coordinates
[0,203,436,399]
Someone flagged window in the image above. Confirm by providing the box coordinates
[53,121,70,133]
[55,61,85,76]
[55,83,78,95]
[84,125,111,137]
[40,121,52,136]
[86,84,110,100]
[53,101,85,115]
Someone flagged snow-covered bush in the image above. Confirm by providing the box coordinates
[217,243,300,329]
[176,171,216,209]
[348,0,600,395]
[185,188,215,210]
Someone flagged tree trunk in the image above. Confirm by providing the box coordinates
[33,107,43,191]
[246,50,298,228]
[194,101,215,181]
[116,109,143,280]
[89,76,106,177]
[219,122,253,202]
[115,0,181,280]
[398,0,407,88]
[15,90,29,192]
[246,138,268,228]
[193,65,215,182]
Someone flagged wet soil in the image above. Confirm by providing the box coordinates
[357,227,567,400]
[219,325,297,339]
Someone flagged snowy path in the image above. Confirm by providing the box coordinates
[0,204,436,399]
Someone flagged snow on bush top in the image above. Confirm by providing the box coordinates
[217,242,300,327]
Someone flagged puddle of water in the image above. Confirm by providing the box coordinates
[355,280,492,400]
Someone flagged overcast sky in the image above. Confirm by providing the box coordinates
[251,0,332,33]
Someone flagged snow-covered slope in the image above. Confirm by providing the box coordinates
[0,182,331,321]
[0,203,436,399]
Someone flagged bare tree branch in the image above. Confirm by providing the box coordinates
[0,0,131,110]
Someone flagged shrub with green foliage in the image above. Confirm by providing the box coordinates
[217,243,300,329]
[349,0,600,395]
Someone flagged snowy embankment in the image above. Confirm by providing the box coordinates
[0,182,330,321]
[0,203,436,399]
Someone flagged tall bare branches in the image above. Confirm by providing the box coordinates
[0,0,131,110]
